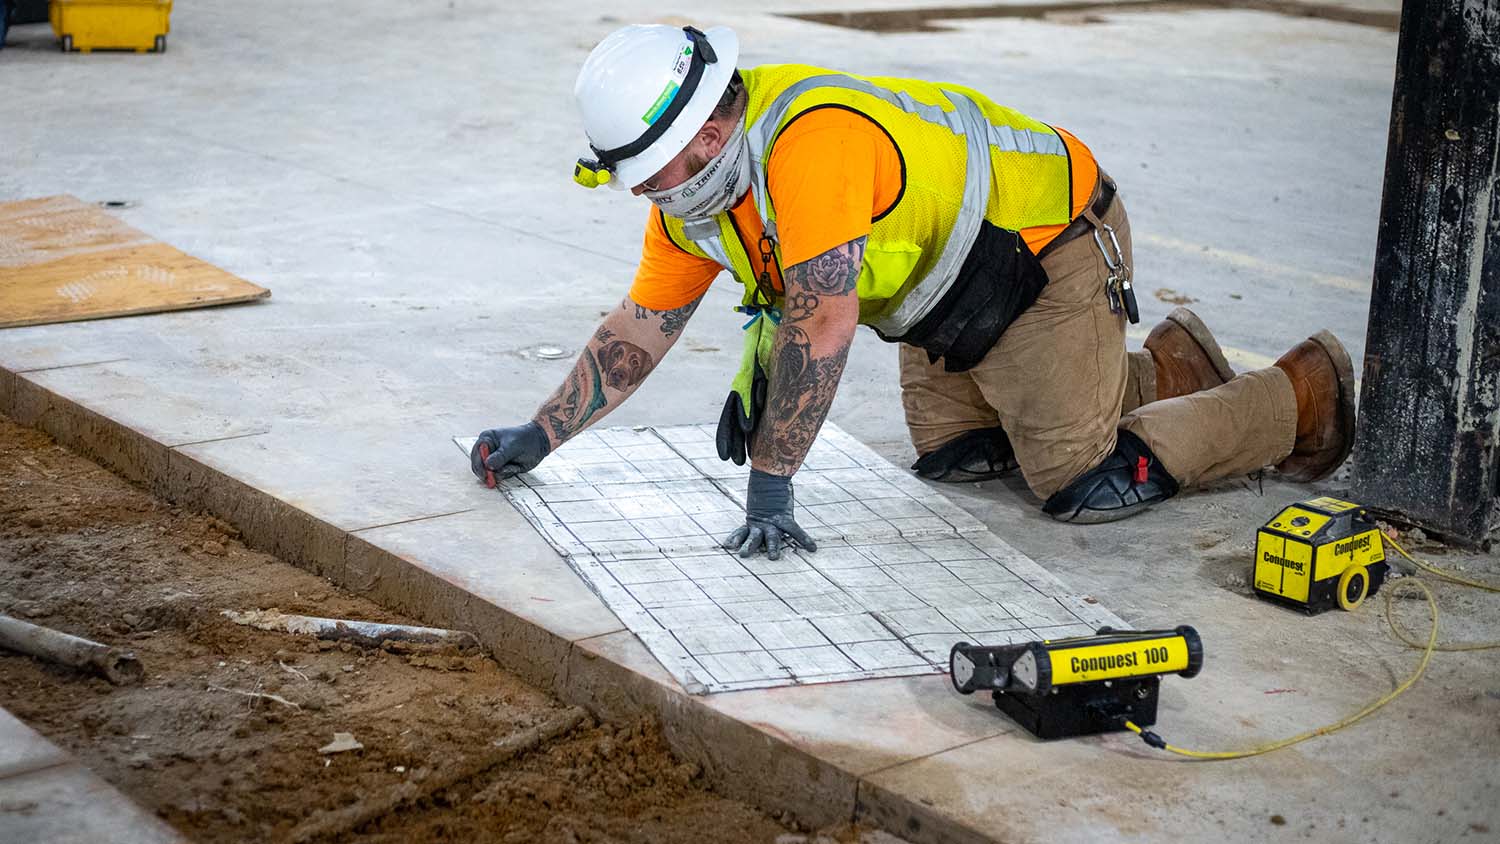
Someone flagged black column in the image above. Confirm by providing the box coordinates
[1352,0,1500,546]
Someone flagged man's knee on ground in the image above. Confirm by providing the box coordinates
[1040,429,1179,523]
[1007,421,1121,502]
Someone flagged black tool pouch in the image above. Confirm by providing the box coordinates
[881,220,1049,372]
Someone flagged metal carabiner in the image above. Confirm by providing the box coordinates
[1093,224,1125,273]
[1092,223,1139,324]
[750,232,780,309]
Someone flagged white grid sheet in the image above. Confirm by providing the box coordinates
[456,424,1123,694]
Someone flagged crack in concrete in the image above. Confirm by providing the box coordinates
[349,508,478,534]
[856,730,1012,781]
[167,430,273,449]
[16,357,129,374]
[0,756,73,782]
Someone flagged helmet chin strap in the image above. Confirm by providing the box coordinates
[645,115,751,220]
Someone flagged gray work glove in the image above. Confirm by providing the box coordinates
[722,469,817,560]
[470,421,551,482]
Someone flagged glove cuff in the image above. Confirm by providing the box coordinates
[522,419,554,457]
[747,468,794,516]
[749,468,792,485]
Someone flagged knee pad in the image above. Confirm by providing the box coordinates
[911,426,1018,483]
[1042,430,1179,523]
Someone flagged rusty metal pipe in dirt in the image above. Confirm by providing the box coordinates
[0,613,144,685]
[221,609,482,652]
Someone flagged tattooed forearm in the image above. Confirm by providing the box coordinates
[633,298,702,338]
[535,295,695,449]
[755,326,852,469]
[751,237,865,475]
[598,339,652,390]
[536,348,608,444]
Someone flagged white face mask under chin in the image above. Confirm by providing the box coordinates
[644,118,751,220]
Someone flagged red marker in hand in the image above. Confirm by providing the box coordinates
[478,442,496,489]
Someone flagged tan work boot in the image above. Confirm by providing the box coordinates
[1273,330,1356,482]
[1143,307,1236,400]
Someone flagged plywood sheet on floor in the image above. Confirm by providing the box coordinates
[457,423,1123,694]
[0,195,269,328]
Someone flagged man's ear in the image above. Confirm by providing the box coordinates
[696,119,730,158]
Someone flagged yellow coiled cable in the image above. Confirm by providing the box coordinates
[1126,532,1498,759]
[1382,534,1500,651]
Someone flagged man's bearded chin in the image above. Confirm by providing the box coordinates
[677,151,711,186]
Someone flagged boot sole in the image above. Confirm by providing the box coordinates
[1279,330,1357,482]
[1310,328,1357,479]
[1165,306,1236,383]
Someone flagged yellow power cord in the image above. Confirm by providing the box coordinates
[1124,532,1498,759]
[1382,534,1500,651]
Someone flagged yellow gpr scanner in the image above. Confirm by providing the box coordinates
[951,627,1203,740]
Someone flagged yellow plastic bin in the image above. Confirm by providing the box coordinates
[50,0,172,53]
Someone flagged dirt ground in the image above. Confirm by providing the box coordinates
[0,414,876,844]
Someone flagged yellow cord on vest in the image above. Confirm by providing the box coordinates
[1127,532,1500,758]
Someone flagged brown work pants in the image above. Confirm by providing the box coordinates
[899,193,1299,500]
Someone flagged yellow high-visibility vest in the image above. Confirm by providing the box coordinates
[660,63,1077,336]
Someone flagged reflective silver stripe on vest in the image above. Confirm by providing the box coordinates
[867,89,991,335]
[988,123,1066,156]
[682,218,732,268]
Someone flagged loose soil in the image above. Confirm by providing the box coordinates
[0,415,873,844]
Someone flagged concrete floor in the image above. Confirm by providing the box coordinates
[3,1,1499,842]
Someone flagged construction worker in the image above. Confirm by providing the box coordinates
[471,24,1355,558]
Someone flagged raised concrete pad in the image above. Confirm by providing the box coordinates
[0,708,183,844]
[6,2,1498,842]
[465,423,1121,694]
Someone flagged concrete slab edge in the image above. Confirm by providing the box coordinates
[0,364,994,843]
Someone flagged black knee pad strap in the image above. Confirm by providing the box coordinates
[1042,430,1179,523]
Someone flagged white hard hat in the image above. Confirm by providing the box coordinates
[573,25,740,190]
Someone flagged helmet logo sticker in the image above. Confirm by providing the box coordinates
[641,81,681,126]
[642,44,695,126]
